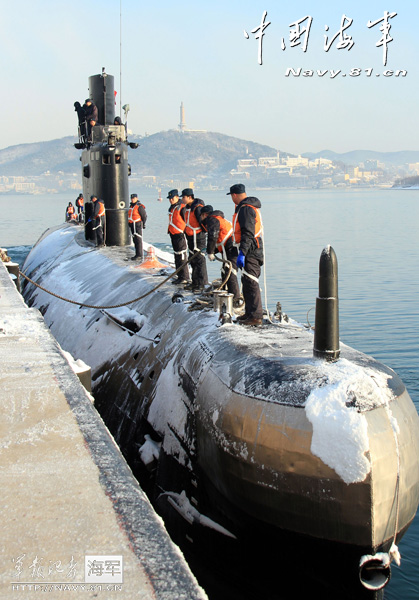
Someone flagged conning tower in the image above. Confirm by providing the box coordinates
[76,69,137,246]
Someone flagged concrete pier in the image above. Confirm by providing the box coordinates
[0,263,207,599]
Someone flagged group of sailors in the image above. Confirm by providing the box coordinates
[69,184,263,326]
[166,184,263,327]
[66,194,84,223]
[74,98,124,143]
[67,194,105,246]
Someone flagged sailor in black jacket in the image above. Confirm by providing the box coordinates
[200,206,240,302]
[228,184,263,325]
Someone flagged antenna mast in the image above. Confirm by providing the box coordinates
[119,0,122,118]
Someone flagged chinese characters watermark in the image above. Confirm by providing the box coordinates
[85,556,123,584]
[245,11,398,66]
[11,554,123,589]
[12,555,78,581]
[367,11,397,66]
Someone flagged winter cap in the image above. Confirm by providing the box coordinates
[167,189,179,199]
[201,205,213,214]
[180,188,194,197]
[227,183,246,195]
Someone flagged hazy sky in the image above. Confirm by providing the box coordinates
[2,1,418,155]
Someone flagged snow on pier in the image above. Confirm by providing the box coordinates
[0,262,206,600]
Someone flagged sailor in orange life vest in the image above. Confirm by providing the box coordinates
[181,188,208,292]
[167,189,191,284]
[91,195,106,247]
[66,202,75,222]
[228,183,264,326]
[200,205,241,303]
[128,193,147,260]
[75,193,84,221]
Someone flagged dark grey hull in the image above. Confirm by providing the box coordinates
[22,224,419,593]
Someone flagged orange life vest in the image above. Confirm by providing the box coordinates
[232,204,262,246]
[211,215,233,253]
[67,205,74,214]
[168,203,186,234]
[128,203,144,223]
[184,205,202,236]
[78,198,84,207]
[96,201,105,218]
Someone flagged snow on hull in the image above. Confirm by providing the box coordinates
[22,224,419,552]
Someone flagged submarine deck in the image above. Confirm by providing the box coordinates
[0,261,207,599]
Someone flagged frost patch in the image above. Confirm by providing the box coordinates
[305,358,395,485]
[139,434,161,466]
[305,381,370,484]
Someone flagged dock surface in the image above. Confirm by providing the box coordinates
[0,262,207,599]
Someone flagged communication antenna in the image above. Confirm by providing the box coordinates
[119,0,122,118]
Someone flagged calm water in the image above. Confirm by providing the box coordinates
[1,188,418,599]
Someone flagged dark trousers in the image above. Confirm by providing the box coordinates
[242,254,263,319]
[170,233,190,281]
[186,232,208,288]
[93,217,104,246]
[221,246,240,299]
[130,222,143,258]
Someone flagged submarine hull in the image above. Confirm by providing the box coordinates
[21,224,419,566]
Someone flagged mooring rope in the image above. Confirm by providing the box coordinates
[19,250,234,310]
[19,252,199,310]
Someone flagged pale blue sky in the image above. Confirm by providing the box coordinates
[1,1,418,154]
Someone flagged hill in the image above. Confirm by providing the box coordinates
[0,131,280,179]
[301,149,419,167]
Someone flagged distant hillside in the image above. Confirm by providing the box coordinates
[392,175,419,188]
[302,149,419,166]
[2,134,417,180]
[0,131,280,178]
[0,137,80,176]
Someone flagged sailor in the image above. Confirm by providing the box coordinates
[167,189,190,284]
[200,205,241,303]
[83,98,99,138]
[91,195,105,247]
[66,202,75,222]
[182,188,208,292]
[74,101,86,139]
[228,183,264,326]
[75,193,84,221]
[128,193,147,260]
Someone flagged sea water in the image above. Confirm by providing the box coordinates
[1,187,418,599]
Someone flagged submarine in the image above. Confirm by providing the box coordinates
[21,71,419,598]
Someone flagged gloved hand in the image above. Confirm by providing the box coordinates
[207,253,215,261]
[237,251,245,269]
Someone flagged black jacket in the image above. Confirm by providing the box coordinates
[234,196,263,257]
[188,198,205,225]
[203,210,234,255]
[84,102,99,124]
